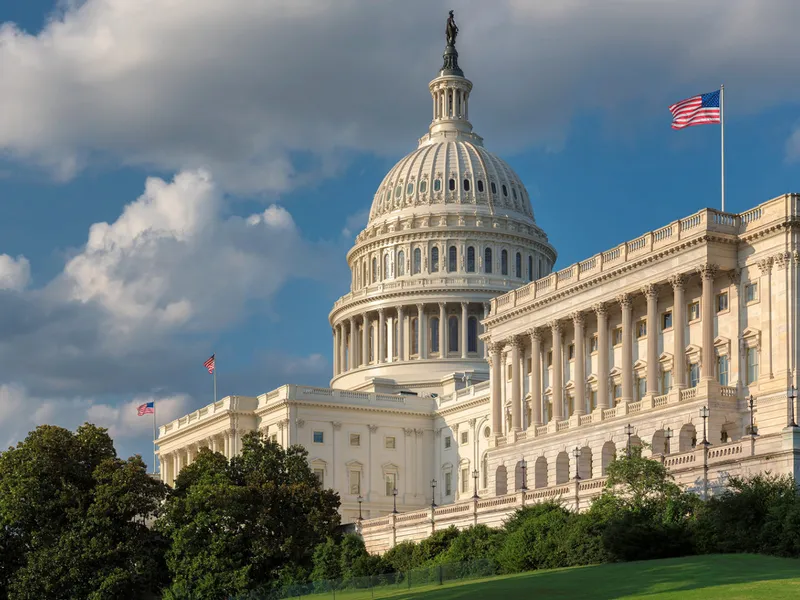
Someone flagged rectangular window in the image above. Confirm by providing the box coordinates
[689,301,700,321]
[445,472,452,496]
[544,398,552,423]
[444,436,451,449]
[590,335,599,352]
[636,320,647,339]
[547,351,553,367]
[314,468,324,485]
[637,377,646,401]
[385,436,396,449]
[716,292,729,312]
[568,344,575,360]
[567,394,574,416]
[614,327,623,345]
[662,311,673,330]
[590,389,598,410]
[270,434,278,444]
[313,431,324,444]
[461,468,469,493]
[747,347,759,384]
[460,431,468,445]
[745,283,758,303]
[385,472,397,497]
[614,384,622,399]
[717,355,729,386]
[350,433,360,447]
[350,471,361,495]
[660,370,672,394]
[689,362,700,387]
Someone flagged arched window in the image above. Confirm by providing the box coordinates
[419,180,427,193]
[431,247,439,272]
[372,257,378,283]
[430,317,440,354]
[448,246,457,272]
[395,185,402,198]
[468,317,478,353]
[397,250,405,276]
[413,248,421,274]
[538,257,543,277]
[463,179,470,192]
[407,183,414,195]
[411,318,419,355]
[491,182,497,195]
[434,179,441,192]
[362,262,367,288]
[501,250,508,275]
[528,256,533,281]
[448,178,456,191]
[477,180,484,193]
[448,316,459,353]
[515,252,522,278]
[384,254,391,279]
[466,246,475,272]
[502,184,508,197]
[484,247,493,273]
[512,188,517,200]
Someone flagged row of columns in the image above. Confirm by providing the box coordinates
[333,302,490,376]
[489,265,719,435]
[433,85,468,121]
[159,429,239,484]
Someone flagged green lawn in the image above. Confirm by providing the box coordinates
[297,555,800,599]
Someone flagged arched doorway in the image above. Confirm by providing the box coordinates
[495,465,508,496]
[679,423,697,452]
[579,446,593,479]
[601,441,617,475]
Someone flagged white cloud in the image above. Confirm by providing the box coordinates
[0,254,30,291]
[1,1,799,191]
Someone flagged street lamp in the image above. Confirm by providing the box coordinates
[789,386,797,428]
[664,427,673,455]
[392,487,398,514]
[357,495,363,522]
[747,395,758,436]
[472,469,480,499]
[430,479,437,509]
[699,406,710,446]
[572,447,582,481]
[520,457,528,492]
[624,424,635,457]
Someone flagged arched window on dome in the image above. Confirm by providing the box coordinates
[411,318,419,355]
[397,250,405,277]
[448,316,459,353]
[431,247,439,273]
[448,178,456,191]
[448,246,457,272]
[515,252,522,278]
[407,183,414,196]
[413,248,421,274]
[384,254,391,279]
[466,246,475,272]
[463,179,470,192]
[477,180,484,193]
[528,255,533,282]
[484,247,493,274]
[512,188,518,200]
[362,262,367,288]
[430,317,440,354]
[434,179,441,192]
[538,257,543,278]
[372,257,378,283]
[491,182,497,195]
[502,184,508,197]
[501,250,508,276]
[395,185,402,199]
[419,180,427,194]
[468,317,478,353]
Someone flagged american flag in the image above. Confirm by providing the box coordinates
[669,90,721,130]
[137,401,155,416]
[204,354,215,374]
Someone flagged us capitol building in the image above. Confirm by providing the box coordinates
[156,18,800,553]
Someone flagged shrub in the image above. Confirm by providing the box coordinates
[412,527,461,566]
[436,524,505,565]
[495,503,573,573]
[382,541,418,572]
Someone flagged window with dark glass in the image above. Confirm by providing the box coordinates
[515,252,522,278]
[431,247,439,272]
[448,245,457,272]
[372,257,377,283]
[419,180,427,193]
[434,179,441,192]
[484,247,493,273]
[413,248,421,274]
[411,318,419,354]
[527,256,533,281]
[430,317,440,353]
[468,317,478,353]
[448,178,455,191]
[502,184,508,197]
[397,250,405,276]
[448,316,459,352]
[491,182,497,194]
[463,179,470,192]
[477,180,484,192]
[466,246,475,272]
[501,249,508,275]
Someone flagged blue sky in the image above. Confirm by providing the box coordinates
[0,0,798,466]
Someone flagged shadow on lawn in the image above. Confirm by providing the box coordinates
[384,554,800,599]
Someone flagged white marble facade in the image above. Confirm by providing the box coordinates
[156,37,800,547]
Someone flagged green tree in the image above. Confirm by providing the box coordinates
[158,432,341,598]
[495,503,573,573]
[310,537,342,582]
[436,524,505,564]
[0,424,168,599]
[382,540,418,572]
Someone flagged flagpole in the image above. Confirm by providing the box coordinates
[720,84,725,212]
[213,360,217,404]
[153,401,157,476]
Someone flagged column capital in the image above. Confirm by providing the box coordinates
[295,418,305,429]
[592,303,607,318]
[487,341,501,356]
[377,307,385,316]
[758,257,774,274]
[510,335,525,350]
[469,418,477,428]
[438,301,446,310]
[460,301,468,309]
[403,427,414,437]
[332,421,342,430]
[528,327,543,341]
[616,292,632,308]
[697,263,719,280]
[550,320,562,334]
[397,305,405,314]
[368,424,379,433]
[571,311,585,327]
[641,283,658,299]
[669,273,687,290]
[774,252,792,270]
[728,269,741,285]
[416,302,425,312]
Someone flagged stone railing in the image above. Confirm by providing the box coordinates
[160,395,258,437]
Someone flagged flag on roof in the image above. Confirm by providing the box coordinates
[137,401,155,416]
[669,90,721,130]
[204,354,215,374]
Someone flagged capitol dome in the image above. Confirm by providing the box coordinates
[329,30,556,394]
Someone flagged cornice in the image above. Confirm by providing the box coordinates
[435,394,490,417]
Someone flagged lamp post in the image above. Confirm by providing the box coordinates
[430,479,437,509]
[747,395,758,436]
[789,386,797,428]
[357,495,363,522]
[664,427,673,455]
[392,487,398,514]
[699,406,710,446]
[624,423,635,457]
[472,469,480,500]
[699,405,710,501]
[572,447,582,481]
[520,457,528,492]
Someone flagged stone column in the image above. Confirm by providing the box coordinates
[643,284,659,395]
[700,264,718,380]
[339,323,347,374]
[511,337,522,431]
[572,312,585,415]
[619,293,633,403]
[461,302,469,358]
[349,316,357,370]
[378,308,386,364]
[397,306,405,361]
[670,274,687,389]
[759,258,774,379]
[438,302,446,357]
[529,329,542,425]
[416,303,426,359]
[729,270,741,385]
[489,343,502,438]
[332,327,339,377]
[482,303,490,359]
[172,453,179,485]
[551,321,563,421]
[362,314,369,365]
[595,305,609,409]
